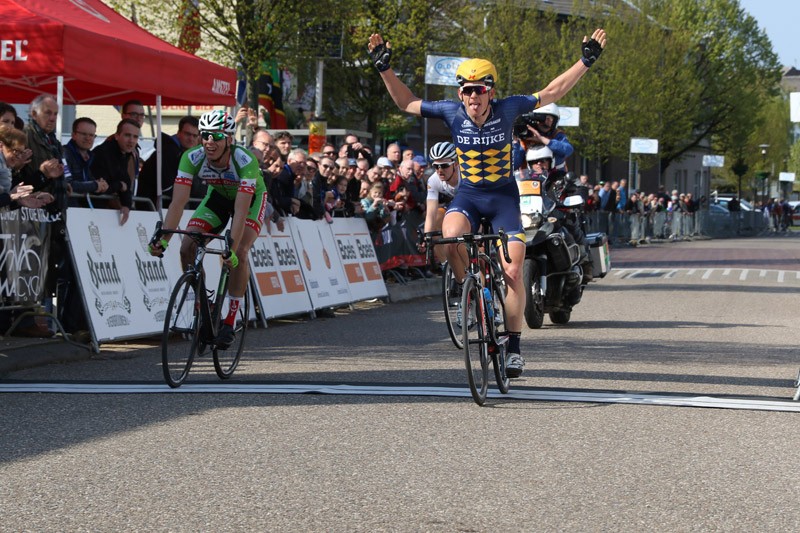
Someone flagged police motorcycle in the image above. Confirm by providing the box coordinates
[517,145,606,328]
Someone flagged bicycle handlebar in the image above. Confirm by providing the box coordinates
[150,221,233,259]
[424,229,512,264]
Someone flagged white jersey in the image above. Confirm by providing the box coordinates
[426,174,458,204]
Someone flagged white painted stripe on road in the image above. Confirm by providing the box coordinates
[666,269,679,278]
[740,269,749,281]
[687,269,696,276]
[722,269,731,276]
[760,270,767,278]
[1,383,799,412]
[702,269,713,280]
[614,269,627,277]
[779,271,786,283]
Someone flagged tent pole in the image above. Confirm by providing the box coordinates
[56,76,64,140]
[156,95,163,218]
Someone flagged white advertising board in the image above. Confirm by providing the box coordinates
[791,92,800,123]
[630,138,659,154]
[702,155,725,168]
[329,218,387,301]
[67,208,176,341]
[779,172,796,182]
[289,218,352,309]
[249,224,313,319]
[425,55,468,86]
[558,106,580,127]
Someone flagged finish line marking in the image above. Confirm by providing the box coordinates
[1,383,799,412]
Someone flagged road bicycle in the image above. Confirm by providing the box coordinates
[151,222,249,388]
[423,230,463,350]
[427,227,512,405]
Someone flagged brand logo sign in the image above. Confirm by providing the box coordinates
[212,79,232,95]
[425,55,468,87]
[0,40,27,61]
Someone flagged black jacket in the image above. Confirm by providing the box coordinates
[90,140,135,209]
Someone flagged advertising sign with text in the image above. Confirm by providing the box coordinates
[289,218,351,309]
[329,218,387,301]
[249,224,312,319]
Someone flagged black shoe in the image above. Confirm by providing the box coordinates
[215,323,235,350]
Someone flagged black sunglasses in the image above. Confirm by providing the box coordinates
[322,163,335,170]
[432,162,454,170]
[200,131,227,141]
[461,85,489,96]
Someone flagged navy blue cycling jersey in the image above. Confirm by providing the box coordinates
[421,95,539,190]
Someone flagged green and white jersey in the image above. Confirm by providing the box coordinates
[175,144,263,200]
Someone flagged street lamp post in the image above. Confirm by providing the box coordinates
[759,144,770,205]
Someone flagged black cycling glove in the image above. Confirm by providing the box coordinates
[581,37,603,67]
[368,42,392,72]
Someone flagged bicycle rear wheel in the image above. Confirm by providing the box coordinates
[461,276,489,405]
[213,288,249,379]
[162,272,201,388]
[441,262,463,349]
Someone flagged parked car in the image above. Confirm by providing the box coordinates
[713,196,754,212]
[789,201,800,226]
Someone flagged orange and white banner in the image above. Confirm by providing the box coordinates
[249,223,312,318]
[289,218,352,309]
[329,218,387,301]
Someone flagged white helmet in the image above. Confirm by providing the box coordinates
[532,103,560,135]
[429,141,457,161]
[526,145,554,166]
[198,110,236,133]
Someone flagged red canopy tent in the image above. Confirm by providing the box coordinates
[0,0,238,212]
[0,0,236,106]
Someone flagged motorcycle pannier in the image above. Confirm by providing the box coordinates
[586,232,610,278]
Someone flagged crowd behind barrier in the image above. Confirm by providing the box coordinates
[0,96,790,343]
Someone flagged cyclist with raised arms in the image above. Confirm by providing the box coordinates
[149,110,267,348]
[421,141,460,264]
[368,29,606,377]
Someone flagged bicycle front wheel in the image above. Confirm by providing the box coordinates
[213,288,249,379]
[461,276,489,405]
[441,262,463,349]
[490,283,510,394]
[162,272,201,388]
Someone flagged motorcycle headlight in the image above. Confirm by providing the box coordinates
[521,214,534,229]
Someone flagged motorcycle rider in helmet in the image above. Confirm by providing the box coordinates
[526,145,593,282]
[513,103,573,175]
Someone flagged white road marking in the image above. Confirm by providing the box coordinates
[1,383,800,412]
[722,269,731,276]
[687,269,696,276]
[702,269,714,280]
[778,271,786,283]
[740,269,749,281]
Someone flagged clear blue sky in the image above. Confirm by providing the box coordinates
[739,0,798,68]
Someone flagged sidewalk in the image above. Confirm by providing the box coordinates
[0,278,443,376]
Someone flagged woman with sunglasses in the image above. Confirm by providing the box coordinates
[368,29,606,378]
[149,110,267,349]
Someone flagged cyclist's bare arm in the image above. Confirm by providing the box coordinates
[537,29,606,106]
[155,182,192,250]
[424,199,439,234]
[229,190,254,254]
[368,34,422,116]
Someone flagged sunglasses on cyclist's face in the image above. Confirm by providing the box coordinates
[432,161,455,170]
[461,85,489,96]
[528,159,550,168]
[200,131,227,141]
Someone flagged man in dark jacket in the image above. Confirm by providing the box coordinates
[90,119,140,225]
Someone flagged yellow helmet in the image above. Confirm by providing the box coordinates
[456,58,498,88]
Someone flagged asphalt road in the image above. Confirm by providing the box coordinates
[2,237,800,531]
